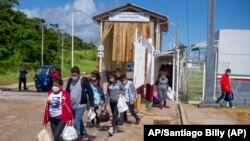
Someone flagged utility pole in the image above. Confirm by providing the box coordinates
[41,26,44,65]
[61,31,64,68]
[172,20,179,102]
[203,0,216,104]
[71,9,74,68]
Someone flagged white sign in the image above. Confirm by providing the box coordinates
[98,50,104,58]
[109,12,150,22]
[98,45,104,51]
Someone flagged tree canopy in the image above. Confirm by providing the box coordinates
[0,0,96,66]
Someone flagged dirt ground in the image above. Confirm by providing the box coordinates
[0,90,181,141]
[222,108,250,124]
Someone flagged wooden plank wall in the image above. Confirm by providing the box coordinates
[102,21,155,71]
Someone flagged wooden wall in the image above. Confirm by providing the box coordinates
[102,21,155,71]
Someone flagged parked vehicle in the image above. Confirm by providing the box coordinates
[34,65,61,92]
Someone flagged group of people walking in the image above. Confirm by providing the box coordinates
[43,66,140,141]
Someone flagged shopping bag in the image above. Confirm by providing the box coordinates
[37,128,52,141]
[88,109,96,121]
[166,87,175,101]
[61,125,78,141]
[117,95,128,113]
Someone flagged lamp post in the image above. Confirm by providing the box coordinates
[71,1,81,68]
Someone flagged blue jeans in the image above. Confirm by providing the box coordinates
[72,106,87,136]
[216,91,233,107]
[119,102,140,124]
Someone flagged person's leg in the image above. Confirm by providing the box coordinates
[119,111,125,125]
[128,102,140,123]
[216,92,225,103]
[18,78,22,91]
[108,102,116,135]
[50,118,66,141]
[73,106,87,138]
[23,78,27,90]
[228,92,234,108]
[94,107,100,125]
[158,89,164,108]
[163,89,167,106]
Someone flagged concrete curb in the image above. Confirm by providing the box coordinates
[178,103,189,125]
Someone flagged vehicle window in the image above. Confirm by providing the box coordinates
[36,68,49,75]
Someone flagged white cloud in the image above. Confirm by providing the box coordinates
[19,0,100,44]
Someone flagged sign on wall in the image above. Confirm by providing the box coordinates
[109,12,150,22]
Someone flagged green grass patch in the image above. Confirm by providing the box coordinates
[0,49,96,85]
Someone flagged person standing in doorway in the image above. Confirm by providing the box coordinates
[19,65,28,91]
[216,69,234,108]
[66,66,94,141]
[158,72,169,109]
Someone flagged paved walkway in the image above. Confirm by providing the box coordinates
[179,103,239,125]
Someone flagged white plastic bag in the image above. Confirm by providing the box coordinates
[61,125,78,141]
[37,128,52,141]
[88,109,96,121]
[117,95,129,113]
[166,87,175,101]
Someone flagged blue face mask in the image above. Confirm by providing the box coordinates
[72,76,78,81]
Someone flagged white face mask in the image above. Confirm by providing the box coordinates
[71,76,78,81]
[91,77,96,80]
[110,78,115,82]
[52,86,60,93]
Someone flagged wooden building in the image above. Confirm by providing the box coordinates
[92,3,169,73]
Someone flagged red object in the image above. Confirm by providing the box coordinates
[220,73,232,93]
[146,84,153,101]
[51,71,59,79]
[43,90,73,125]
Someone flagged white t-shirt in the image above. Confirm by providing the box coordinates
[48,92,62,117]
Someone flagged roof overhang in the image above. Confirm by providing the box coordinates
[92,3,168,32]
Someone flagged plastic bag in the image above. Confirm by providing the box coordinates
[61,126,78,141]
[166,87,175,101]
[87,109,96,121]
[37,128,52,141]
[117,95,128,113]
[99,109,110,122]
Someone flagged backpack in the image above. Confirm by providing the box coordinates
[90,84,101,105]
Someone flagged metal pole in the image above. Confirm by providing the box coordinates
[176,49,180,102]
[203,0,215,104]
[61,31,64,68]
[173,20,179,102]
[41,26,44,65]
[71,9,74,68]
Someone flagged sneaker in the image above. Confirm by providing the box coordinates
[108,127,114,136]
[136,118,140,125]
[118,122,123,126]
[83,135,89,141]
[230,106,236,109]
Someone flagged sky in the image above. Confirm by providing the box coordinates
[16,0,250,51]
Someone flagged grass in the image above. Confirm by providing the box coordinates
[186,71,204,102]
[0,49,96,85]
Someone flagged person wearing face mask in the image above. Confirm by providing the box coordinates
[115,68,122,81]
[66,66,95,141]
[119,75,140,125]
[106,73,125,136]
[89,71,106,127]
[43,77,73,141]
[158,72,169,109]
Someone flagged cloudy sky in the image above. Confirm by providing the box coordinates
[17,0,250,51]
